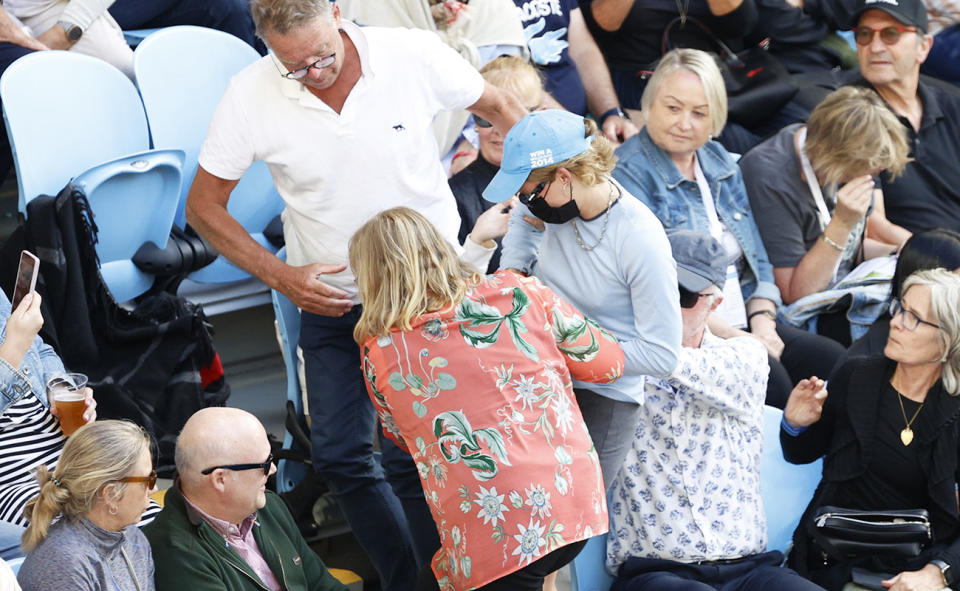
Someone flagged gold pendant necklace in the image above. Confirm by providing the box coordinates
[895,387,923,446]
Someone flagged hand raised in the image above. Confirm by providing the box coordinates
[834,175,874,229]
[783,376,828,428]
[471,196,519,244]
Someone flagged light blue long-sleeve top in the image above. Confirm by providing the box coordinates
[499,179,681,404]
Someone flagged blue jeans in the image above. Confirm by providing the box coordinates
[921,25,960,86]
[108,0,265,54]
[0,520,23,561]
[300,307,440,590]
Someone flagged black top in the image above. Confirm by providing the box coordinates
[781,356,960,587]
[448,156,502,274]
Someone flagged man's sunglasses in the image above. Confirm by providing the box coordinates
[853,26,918,46]
[517,182,547,205]
[119,470,158,489]
[201,453,274,476]
[679,285,711,309]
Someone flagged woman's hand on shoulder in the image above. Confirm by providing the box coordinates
[882,563,948,590]
[783,376,827,429]
[0,292,43,368]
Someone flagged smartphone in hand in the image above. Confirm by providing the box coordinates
[11,250,39,309]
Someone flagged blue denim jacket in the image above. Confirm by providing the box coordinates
[613,128,782,306]
[0,291,65,416]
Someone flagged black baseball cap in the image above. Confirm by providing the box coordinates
[668,230,731,292]
[852,0,928,32]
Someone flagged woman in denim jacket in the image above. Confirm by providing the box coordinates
[0,290,96,560]
[613,49,845,408]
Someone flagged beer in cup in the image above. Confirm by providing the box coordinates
[47,373,89,436]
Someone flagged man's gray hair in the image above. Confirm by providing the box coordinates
[249,0,335,37]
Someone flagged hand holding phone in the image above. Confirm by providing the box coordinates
[11,250,39,310]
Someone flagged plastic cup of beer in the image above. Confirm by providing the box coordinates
[47,373,89,436]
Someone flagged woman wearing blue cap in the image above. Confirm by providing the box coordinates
[486,108,682,488]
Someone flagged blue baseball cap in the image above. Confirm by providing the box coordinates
[482,110,594,203]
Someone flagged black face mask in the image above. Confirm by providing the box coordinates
[526,196,581,224]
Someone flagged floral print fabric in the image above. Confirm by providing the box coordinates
[361,271,624,590]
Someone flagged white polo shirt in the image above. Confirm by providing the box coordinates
[198,21,486,298]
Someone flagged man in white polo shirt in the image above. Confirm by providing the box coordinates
[184,0,526,588]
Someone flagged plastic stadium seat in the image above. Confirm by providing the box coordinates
[71,149,184,302]
[5,556,23,576]
[123,28,161,47]
[570,533,615,591]
[134,26,283,284]
[270,247,307,495]
[760,405,822,554]
[1,51,150,214]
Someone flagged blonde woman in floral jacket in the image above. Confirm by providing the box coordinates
[350,207,625,591]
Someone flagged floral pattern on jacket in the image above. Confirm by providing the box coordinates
[361,271,623,590]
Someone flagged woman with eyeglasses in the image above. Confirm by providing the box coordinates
[17,420,157,591]
[781,268,960,591]
[489,108,681,489]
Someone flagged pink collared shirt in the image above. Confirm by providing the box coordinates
[182,491,283,591]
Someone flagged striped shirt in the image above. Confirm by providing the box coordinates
[0,391,62,526]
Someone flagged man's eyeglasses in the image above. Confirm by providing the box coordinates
[889,299,940,331]
[280,53,336,79]
[119,470,158,489]
[517,182,547,205]
[853,26,917,46]
[679,285,711,309]
[201,453,274,476]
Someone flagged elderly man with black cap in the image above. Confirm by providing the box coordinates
[846,0,960,234]
[605,229,827,591]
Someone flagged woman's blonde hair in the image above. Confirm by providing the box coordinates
[804,86,911,187]
[901,268,960,396]
[526,118,617,187]
[21,420,151,551]
[480,56,544,108]
[640,48,727,137]
[350,207,481,343]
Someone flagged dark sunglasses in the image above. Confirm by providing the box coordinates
[474,105,540,129]
[517,182,547,205]
[119,470,158,489]
[853,26,917,46]
[678,285,711,309]
[201,453,274,476]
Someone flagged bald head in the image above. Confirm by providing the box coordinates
[176,408,266,489]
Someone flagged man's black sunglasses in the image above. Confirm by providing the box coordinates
[201,453,274,476]
[679,285,711,309]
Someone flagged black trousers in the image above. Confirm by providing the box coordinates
[415,540,587,591]
[765,322,846,409]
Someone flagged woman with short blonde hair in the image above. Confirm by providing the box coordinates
[639,48,728,138]
[351,206,624,591]
[741,86,913,309]
[17,420,157,591]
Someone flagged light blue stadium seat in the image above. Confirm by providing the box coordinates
[761,405,822,554]
[6,556,24,576]
[270,247,307,495]
[134,26,283,284]
[123,28,162,47]
[0,51,150,214]
[71,149,185,302]
[571,533,615,591]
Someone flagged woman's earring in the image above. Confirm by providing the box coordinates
[108,505,118,516]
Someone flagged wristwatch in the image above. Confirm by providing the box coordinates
[931,559,953,587]
[598,106,627,127]
[56,20,82,42]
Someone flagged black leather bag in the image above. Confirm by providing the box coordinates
[661,16,799,128]
[812,506,932,559]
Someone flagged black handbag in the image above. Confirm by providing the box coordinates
[812,506,932,559]
[661,16,799,128]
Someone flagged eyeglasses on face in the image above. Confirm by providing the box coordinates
[281,53,336,79]
[678,285,712,309]
[201,453,274,476]
[517,182,548,205]
[474,105,541,129]
[889,299,940,331]
[853,26,917,46]
[118,470,157,489]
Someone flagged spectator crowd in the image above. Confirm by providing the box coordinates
[1,0,960,590]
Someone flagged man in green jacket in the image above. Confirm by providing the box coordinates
[145,407,346,591]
